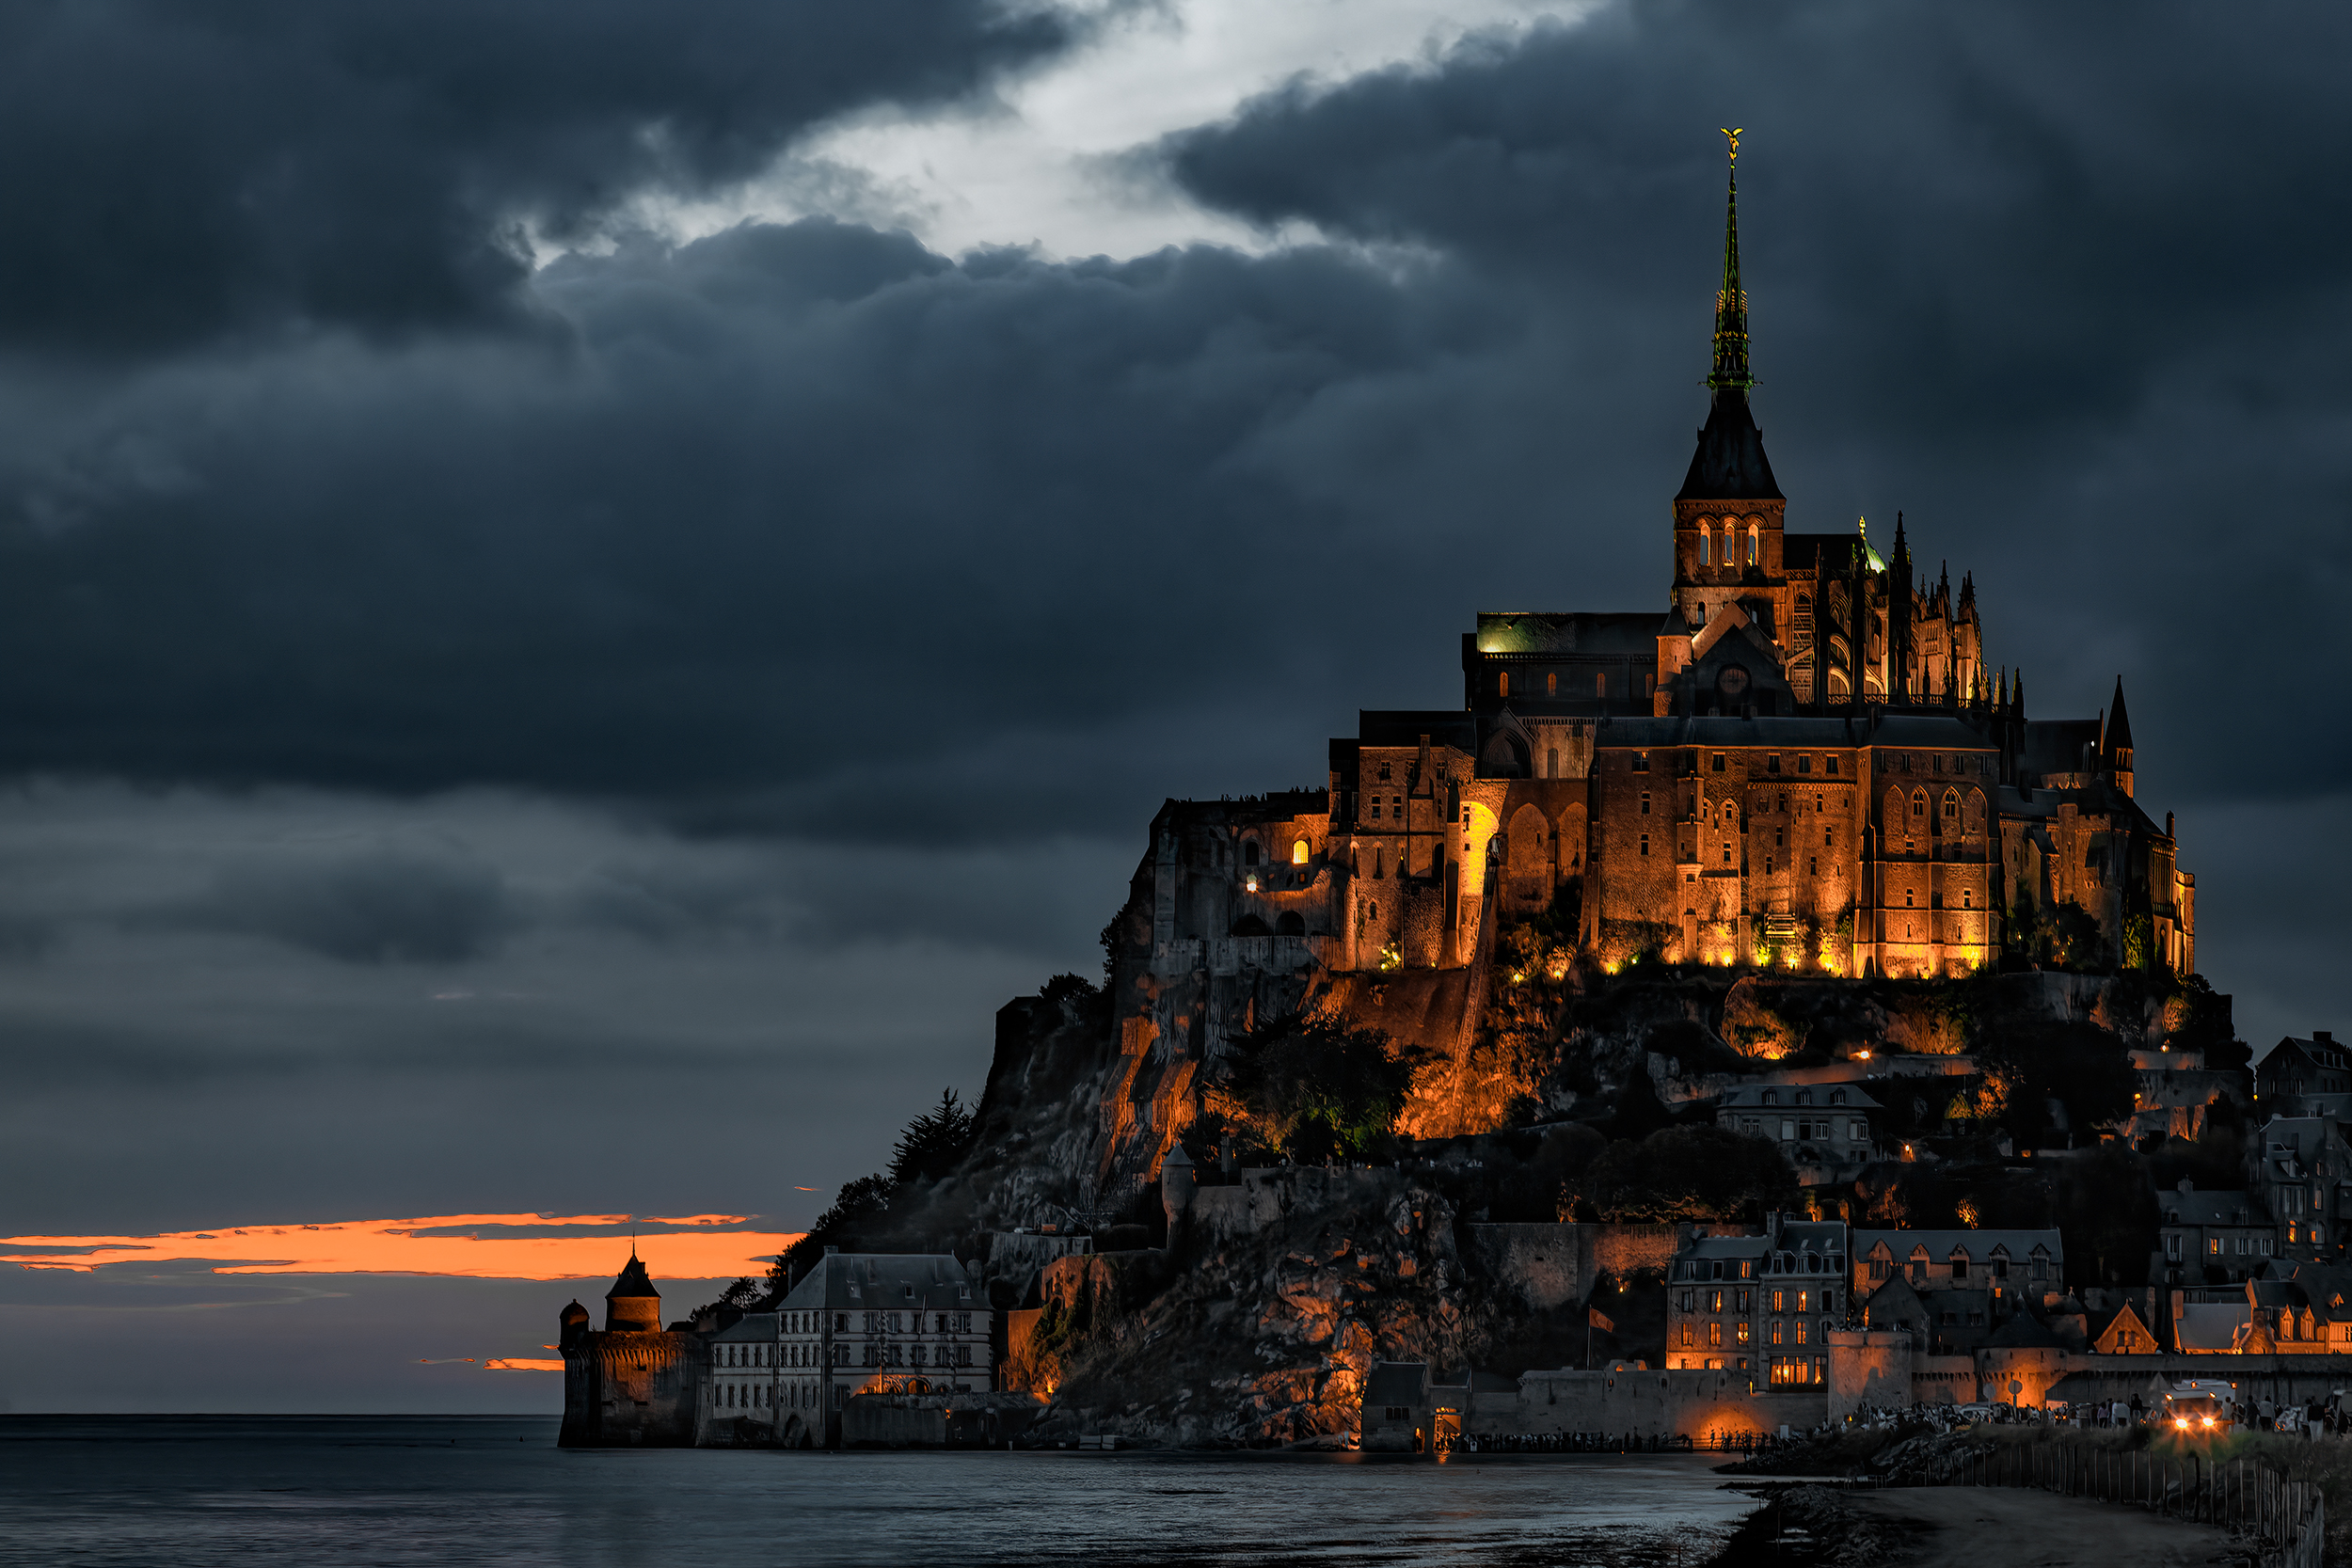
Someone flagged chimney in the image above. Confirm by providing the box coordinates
[2318,1031,2335,1044]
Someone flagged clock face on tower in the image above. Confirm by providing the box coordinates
[1717,664,1752,698]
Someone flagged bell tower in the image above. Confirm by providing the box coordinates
[1671,129,1787,643]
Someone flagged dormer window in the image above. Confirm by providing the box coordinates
[1830,1090,1847,1106]
[1761,1090,1778,1106]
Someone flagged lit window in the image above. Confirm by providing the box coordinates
[1597,673,1608,698]
[1500,672,1510,698]
[1291,840,1309,865]
[1547,672,1558,696]
[1699,531,1710,566]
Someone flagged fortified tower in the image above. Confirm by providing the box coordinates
[558,1251,703,1448]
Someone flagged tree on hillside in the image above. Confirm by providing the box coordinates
[891,1088,977,1186]
[1222,1014,1430,1164]
[1577,1126,1797,1223]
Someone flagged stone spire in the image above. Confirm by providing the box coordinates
[1677,132,1779,502]
[1708,129,1755,393]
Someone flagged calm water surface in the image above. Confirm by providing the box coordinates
[0,1416,1757,1567]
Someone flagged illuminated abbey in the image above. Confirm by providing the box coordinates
[1092,142,2195,1181]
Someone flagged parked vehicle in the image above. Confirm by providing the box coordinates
[2161,1380,2235,1433]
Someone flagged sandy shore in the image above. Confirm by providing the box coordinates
[1843,1487,2241,1566]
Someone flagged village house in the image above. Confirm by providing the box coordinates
[2123,1046,2245,1145]
[2153,1180,2275,1287]
[2258,1034,2352,1121]
[769,1250,994,1447]
[2248,1117,2352,1263]
[1853,1227,2061,1307]
[1715,1083,1880,1184]
[1664,1215,1848,1386]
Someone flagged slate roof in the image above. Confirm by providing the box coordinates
[606,1255,659,1301]
[1853,1228,2060,1261]
[1472,612,1665,656]
[774,1253,980,1314]
[712,1311,778,1344]
[1677,388,1783,501]
[2155,1188,2267,1228]
[1364,1361,1428,1408]
[1719,1084,1883,1111]
[2174,1301,2250,1352]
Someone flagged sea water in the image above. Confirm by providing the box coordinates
[0,1416,1756,1567]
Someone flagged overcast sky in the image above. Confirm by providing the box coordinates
[0,0,2343,1413]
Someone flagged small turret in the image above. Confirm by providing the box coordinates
[559,1299,592,1352]
[604,1251,662,1333]
[2104,676,2135,797]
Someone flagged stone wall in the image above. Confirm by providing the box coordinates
[1185,1167,1406,1245]
[1826,1328,1912,1419]
[559,1330,701,1448]
[1461,1223,1680,1312]
[1472,1367,1825,1439]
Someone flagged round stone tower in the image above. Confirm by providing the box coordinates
[603,1252,662,1333]
[558,1298,592,1351]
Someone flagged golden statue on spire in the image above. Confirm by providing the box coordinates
[1721,127,1742,164]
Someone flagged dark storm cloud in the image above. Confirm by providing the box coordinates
[179,846,514,963]
[0,0,1073,353]
[0,221,1518,842]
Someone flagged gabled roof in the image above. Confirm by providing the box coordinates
[2090,1302,2157,1354]
[712,1311,778,1343]
[775,1253,979,1313]
[2175,1301,2250,1353]
[1853,1227,2060,1261]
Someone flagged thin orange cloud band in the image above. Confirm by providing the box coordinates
[0,1212,805,1281]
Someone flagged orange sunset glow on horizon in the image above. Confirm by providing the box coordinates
[0,1212,806,1281]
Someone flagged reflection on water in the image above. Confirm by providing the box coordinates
[0,1416,1755,1567]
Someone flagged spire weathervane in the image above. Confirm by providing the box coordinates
[1707,129,1754,391]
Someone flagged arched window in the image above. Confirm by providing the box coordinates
[1722,522,1736,567]
[1697,517,1712,565]
[1547,671,1557,696]
[1244,839,1261,866]
[1291,839,1309,865]
[1941,790,1960,827]
[1499,671,1510,698]
[1911,789,1929,820]
[1746,522,1759,566]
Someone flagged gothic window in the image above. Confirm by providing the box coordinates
[1547,671,1557,696]
[1291,840,1309,865]
[1912,789,1929,820]
[1500,671,1510,698]
[1941,790,1959,825]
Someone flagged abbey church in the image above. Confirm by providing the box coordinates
[1093,148,2196,1185]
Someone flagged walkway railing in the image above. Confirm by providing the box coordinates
[1963,1443,2324,1568]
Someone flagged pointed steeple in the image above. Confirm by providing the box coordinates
[1708,129,1754,393]
[2105,675,2134,755]
[1677,132,1780,502]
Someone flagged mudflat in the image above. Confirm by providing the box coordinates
[1846,1487,2241,1566]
